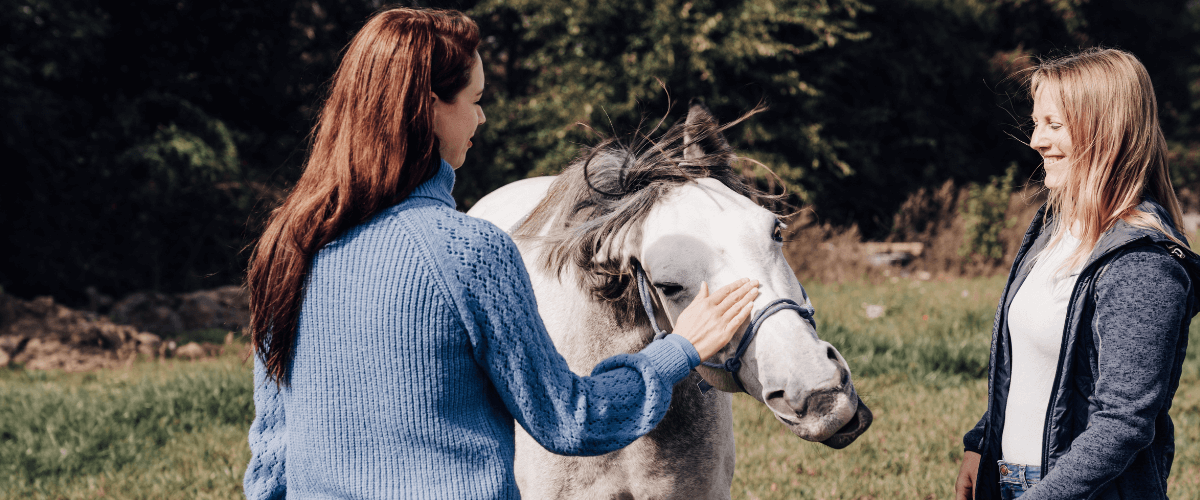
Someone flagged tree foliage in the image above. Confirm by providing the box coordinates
[3,0,1200,302]
[460,0,870,207]
[0,0,378,302]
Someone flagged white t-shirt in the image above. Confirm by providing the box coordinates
[1001,230,1082,465]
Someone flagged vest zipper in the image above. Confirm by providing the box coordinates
[1039,274,1082,474]
[1037,240,1138,474]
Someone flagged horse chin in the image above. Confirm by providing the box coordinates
[772,395,872,448]
[818,398,873,450]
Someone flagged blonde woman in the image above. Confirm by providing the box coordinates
[954,48,1199,499]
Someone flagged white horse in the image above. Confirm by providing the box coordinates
[468,102,871,499]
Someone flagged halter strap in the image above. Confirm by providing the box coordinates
[635,265,671,342]
[632,263,816,394]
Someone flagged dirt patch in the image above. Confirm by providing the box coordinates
[108,285,249,337]
[0,292,238,372]
[1,293,157,371]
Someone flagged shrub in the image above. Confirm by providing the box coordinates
[959,163,1018,262]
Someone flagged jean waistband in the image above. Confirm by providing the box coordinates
[997,460,1041,487]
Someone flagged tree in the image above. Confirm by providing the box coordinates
[0,0,378,302]
[462,0,870,208]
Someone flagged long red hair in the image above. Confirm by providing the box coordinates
[248,8,480,384]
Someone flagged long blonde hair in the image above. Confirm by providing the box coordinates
[1031,48,1185,270]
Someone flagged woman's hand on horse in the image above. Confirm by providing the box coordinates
[673,278,759,362]
[954,450,981,500]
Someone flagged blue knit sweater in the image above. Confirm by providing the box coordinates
[243,160,702,500]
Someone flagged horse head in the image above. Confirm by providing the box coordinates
[514,101,871,448]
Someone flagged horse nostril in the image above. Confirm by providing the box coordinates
[826,346,838,361]
[764,389,802,418]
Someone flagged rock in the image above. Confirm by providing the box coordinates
[176,286,250,332]
[0,292,161,371]
[109,286,249,335]
[13,337,117,372]
[175,342,206,360]
[862,302,886,319]
[0,288,238,372]
[109,292,184,336]
[135,332,162,357]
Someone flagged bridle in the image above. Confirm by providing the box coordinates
[633,262,816,394]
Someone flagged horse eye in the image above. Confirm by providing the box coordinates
[772,223,784,242]
[655,283,684,296]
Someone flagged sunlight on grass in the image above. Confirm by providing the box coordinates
[1,276,1197,499]
[0,352,253,499]
[732,375,986,499]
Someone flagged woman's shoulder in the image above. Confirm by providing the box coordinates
[379,201,521,270]
[371,198,513,243]
[1096,242,1195,294]
[319,199,515,266]
[412,205,515,252]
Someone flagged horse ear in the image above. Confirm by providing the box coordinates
[683,99,732,164]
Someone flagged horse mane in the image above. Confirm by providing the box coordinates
[513,102,779,326]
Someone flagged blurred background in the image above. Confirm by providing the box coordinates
[4,0,1200,305]
[6,3,1200,497]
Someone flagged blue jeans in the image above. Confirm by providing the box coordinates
[998,460,1041,499]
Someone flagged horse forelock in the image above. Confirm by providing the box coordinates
[513,117,774,326]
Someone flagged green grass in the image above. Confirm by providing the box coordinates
[1,276,1197,498]
[807,276,1005,385]
[732,375,986,499]
[0,354,253,499]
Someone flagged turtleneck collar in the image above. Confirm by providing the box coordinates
[408,159,456,209]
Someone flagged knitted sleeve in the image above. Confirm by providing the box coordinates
[243,356,287,500]
[1022,247,1190,499]
[421,212,700,456]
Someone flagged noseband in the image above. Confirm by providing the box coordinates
[633,263,816,394]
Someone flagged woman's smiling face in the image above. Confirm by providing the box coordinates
[432,52,486,169]
[1030,86,1073,190]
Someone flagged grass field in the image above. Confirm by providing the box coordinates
[2,276,1197,499]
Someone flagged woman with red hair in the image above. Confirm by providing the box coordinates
[243,8,757,499]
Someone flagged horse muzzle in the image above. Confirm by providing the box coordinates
[818,397,872,449]
[769,386,865,443]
